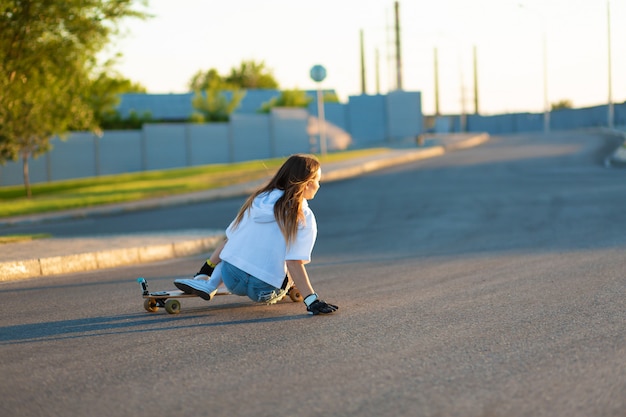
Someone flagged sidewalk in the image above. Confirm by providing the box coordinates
[0,133,489,281]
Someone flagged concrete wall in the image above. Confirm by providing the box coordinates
[0,108,316,186]
[230,114,272,162]
[143,124,188,170]
[270,108,311,157]
[386,91,422,140]
[118,90,307,120]
[98,130,143,175]
[466,113,543,134]
[308,101,349,132]
[188,123,230,166]
[346,94,387,145]
[0,91,428,186]
[2,91,623,187]
[550,105,608,130]
[446,103,624,135]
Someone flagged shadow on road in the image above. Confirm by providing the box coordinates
[0,311,308,345]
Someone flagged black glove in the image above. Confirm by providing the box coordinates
[304,293,338,315]
[194,261,215,278]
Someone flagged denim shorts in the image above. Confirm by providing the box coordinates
[221,261,284,304]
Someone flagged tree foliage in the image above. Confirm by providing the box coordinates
[190,93,244,123]
[225,60,279,89]
[0,0,149,197]
[258,89,313,113]
[188,60,279,91]
[86,66,148,129]
[190,79,246,123]
[551,99,573,111]
[188,62,265,123]
[188,68,224,91]
[100,109,154,129]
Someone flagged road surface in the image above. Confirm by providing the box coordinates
[1,131,624,417]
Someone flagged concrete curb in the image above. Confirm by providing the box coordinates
[0,133,490,281]
[321,146,446,182]
[443,133,490,151]
[0,233,224,282]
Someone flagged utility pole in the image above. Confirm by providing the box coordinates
[434,47,440,116]
[375,48,381,94]
[459,61,467,132]
[360,29,367,94]
[473,45,479,115]
[394,1,403,90]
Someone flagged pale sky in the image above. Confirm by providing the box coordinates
[108,0,625,115]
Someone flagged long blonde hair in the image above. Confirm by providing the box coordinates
[232,154,320,245]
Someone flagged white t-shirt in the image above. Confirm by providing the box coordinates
[220,189,317,288]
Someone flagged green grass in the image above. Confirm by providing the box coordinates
[0,148,388,218]
[0,234,51,244]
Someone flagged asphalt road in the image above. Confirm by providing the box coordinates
[1,131,625,417]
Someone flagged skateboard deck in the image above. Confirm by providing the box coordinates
[137,277,303,314]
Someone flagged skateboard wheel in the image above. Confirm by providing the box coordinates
[144,299,158,313]
[164,299,181,314]
[289,287,303,302]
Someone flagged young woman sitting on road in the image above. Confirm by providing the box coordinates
[174,153,338,315]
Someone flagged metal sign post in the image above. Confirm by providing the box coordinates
[310,65,327,155]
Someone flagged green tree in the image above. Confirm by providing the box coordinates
[551,99,573,111]
[99,109,154,130]
[188,68,224,91]
[225,60,279,89]
[86,66,153,130]
[258,89,313,113]
[188,60,279,91]
[87,66,147,129]
[190,78,246,123]
[0,0,149,197]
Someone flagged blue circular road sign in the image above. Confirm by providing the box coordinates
[310,65,327,83]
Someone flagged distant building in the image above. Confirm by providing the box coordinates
[116,90,324,121]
